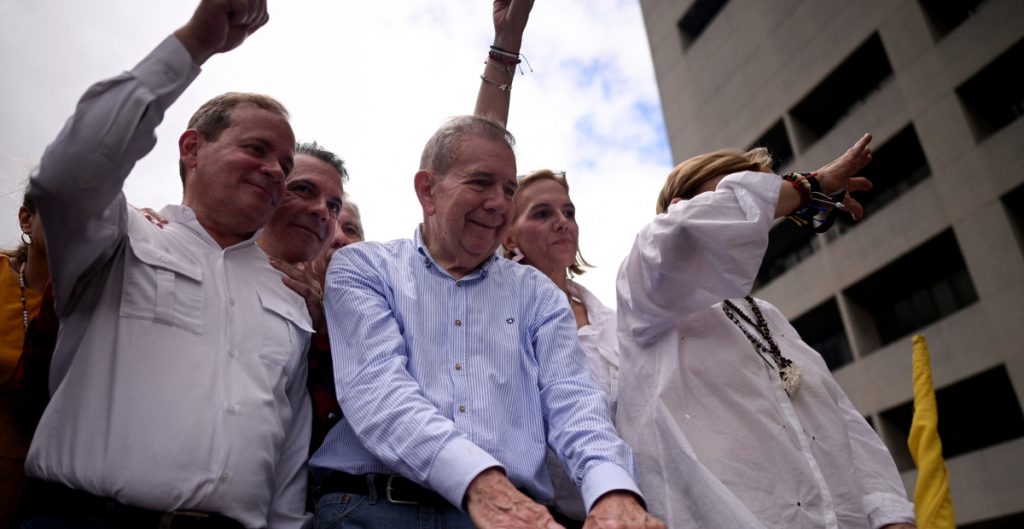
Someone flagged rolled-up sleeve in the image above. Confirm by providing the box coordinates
[617,171,780,346]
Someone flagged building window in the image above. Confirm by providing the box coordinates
[879,365,1024,471]
[957,37,1024,141]
[1002,183,1024,252]
[789,298,853,371]
[789,33,893,148]
[960,511,1024,529]
[832,124,931,236]
[677,0,728,49]
[844,230,978,348]
[918,0,988,40]
[748,119,794,173]
[755,220,818,287]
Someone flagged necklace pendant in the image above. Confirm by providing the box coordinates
[780,364,804,397]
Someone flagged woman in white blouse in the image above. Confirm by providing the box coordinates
[615,135,917,529]
[502,169,618,526]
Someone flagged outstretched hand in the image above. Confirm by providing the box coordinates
[174,0,270,65]
[815,132,874,220]
[492,0,535,51]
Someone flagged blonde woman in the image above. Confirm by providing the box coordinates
[616,135,917,529]
[502,170,617,526]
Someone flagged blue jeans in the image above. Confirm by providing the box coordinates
[313,491,475,529]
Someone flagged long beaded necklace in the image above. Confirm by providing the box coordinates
[9,256,29,330]
[722,296,803,397]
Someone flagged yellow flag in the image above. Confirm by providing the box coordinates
[908,335,955,528]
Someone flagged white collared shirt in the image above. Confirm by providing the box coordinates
[26,36,312,529]
[570,280,620,414]
[615,171,916,529]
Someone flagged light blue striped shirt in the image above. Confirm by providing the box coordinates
[311,227,640,511]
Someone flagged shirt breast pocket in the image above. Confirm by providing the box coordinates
[120,240,205,334]
[257,287,313,369]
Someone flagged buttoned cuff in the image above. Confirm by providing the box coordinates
[426,437,504,510]
[863,492,916,529]
[134,35,201,98]
[580,462,644,514]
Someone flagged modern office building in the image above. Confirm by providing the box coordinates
[639,0,1024,525]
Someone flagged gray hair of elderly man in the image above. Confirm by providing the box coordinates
[419,115,516,174]
[340,199,364,240]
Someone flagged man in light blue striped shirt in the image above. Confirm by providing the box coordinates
[311,114,664,529]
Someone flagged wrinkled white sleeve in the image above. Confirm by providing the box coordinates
[28,36,199,314]
[617,171,780,345]
[838,390,917,528]
[268,339,313,529]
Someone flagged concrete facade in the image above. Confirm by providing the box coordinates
[640,0,1024,524]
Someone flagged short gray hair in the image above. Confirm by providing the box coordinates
[419,115,515,174]
[340,199,364,240]
[295,141,349,183]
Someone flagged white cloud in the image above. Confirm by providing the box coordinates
[0,0,675,307]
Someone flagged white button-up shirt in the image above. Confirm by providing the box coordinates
[25,36,312,529]
[615,171,915,529]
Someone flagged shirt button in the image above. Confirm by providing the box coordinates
[226,405,240,415]
[458,405,466,413]
[220,472,230,482]
[228,298,236,307]
[455,281,462,288]
[454,319,462,327]
[455,363,462,371]
[228,350,237,359]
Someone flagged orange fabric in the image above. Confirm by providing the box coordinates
[1,259,44,529]
[1,260,43,383]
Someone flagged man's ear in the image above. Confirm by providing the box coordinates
[179,130,201,175]
[414,170,437,216]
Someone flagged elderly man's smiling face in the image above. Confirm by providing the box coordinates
[418,135,517,275]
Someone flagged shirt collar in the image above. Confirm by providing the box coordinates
[159,204,261,250]
[569,279,613,329]
[413,224,497,281]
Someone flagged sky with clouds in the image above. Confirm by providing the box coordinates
[0,0,675,306]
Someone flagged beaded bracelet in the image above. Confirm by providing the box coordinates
[488,52,521,66]
[488,45,533,75]
[783,172,847,233]
[781,172,818,208]
[490,45,519,57]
